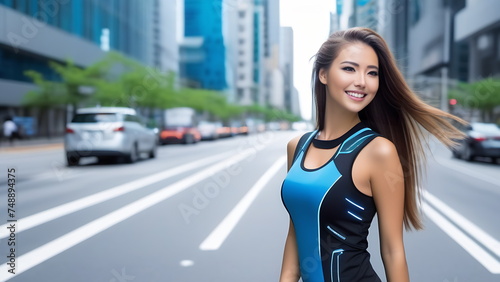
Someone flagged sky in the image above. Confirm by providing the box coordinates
[280,0,334,121]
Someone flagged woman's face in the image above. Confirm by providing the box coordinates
[319,42,379,114]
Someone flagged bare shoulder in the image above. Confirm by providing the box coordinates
[287,134,302,154]
[364,136,400,163]
[363,137,404,194]
[286,134,306,171]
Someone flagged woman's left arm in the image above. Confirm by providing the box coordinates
[369,138,410,282]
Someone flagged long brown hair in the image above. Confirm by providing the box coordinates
[312,27,465,230]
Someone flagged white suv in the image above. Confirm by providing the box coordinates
[65,107,157,166]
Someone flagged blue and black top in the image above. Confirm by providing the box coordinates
[281,122,382,282]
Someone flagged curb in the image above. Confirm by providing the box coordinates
[0,143,64,154]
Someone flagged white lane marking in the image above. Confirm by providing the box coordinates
[199,155,287,251]
[422,202,500,274]
[0,148,257,280]
[0,152,232,239]
[424,191,500,257]
[180,260,194,267]
[434,156,500,187]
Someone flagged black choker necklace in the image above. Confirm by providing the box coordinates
[312,122,364,149]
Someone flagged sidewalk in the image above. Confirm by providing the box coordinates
[0,137,64,154]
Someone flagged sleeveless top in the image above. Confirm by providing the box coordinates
[281,124,382,282]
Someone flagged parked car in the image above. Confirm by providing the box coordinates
[452,122,500,162]
[159,107,201,144]
[198,121,220,140]
[160,126,201,144]
[229,121,242,136]
[217,122,233,138]
[65,107,158,166]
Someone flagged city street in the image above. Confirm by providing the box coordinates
[0,131,499,282]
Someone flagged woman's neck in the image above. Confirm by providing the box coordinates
[320,100,361,140]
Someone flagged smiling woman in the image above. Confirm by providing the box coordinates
[279,27,466,282]
[318,43,380,115]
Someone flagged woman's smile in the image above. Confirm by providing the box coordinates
[345,90,367,101]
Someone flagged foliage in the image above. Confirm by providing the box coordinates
[449,77,500,121]
[23,52,302,123]
[23,70,65,108]
[449,78,500,110]
[243,104,300,122]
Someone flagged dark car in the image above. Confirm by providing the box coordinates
[452,122,500,162]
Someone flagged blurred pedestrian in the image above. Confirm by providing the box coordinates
[3,116,19,145]
[280,27,465,282]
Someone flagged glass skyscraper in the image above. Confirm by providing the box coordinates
[183,0,226,90]
[0,0,153,83]
[0,0,160,136]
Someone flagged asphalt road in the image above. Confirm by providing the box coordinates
[0,131,498,282]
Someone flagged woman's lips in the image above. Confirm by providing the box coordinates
[345,91,367,101]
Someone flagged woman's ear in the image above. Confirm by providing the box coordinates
[319,68,327,84]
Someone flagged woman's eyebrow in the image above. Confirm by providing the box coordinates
[340,61,379,70]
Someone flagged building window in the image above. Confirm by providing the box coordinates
[253,68,259,83]
[0,47,61,83]
[410,0,422,26]
[239,61,245,67]
[497,33,500,60]
[239,38,245,45]
[239,74,245,80]
[239,24,245,32]
[239,10,245,18]
[237,88,244,100]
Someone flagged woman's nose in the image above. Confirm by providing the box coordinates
[354,75,366,88]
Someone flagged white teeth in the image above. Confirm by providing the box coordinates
[346,92,366,98]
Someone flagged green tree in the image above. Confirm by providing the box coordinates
[176,88,237,120]
[23,50,302,137]
[49,58,112,111]
[23,51,178,113]
[449,77,500,122]
[24,55,113,121]
[91,52,177,109]
[23,71,67,137]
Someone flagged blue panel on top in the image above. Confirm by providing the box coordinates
[282,140,342,281]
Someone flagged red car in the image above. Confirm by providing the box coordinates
[160,126,201,144]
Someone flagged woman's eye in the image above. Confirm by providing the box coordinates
[368,71,378,76]
[342,67,355,72]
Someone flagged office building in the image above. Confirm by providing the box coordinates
[0,0,176,136]
[181,0,226,90]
